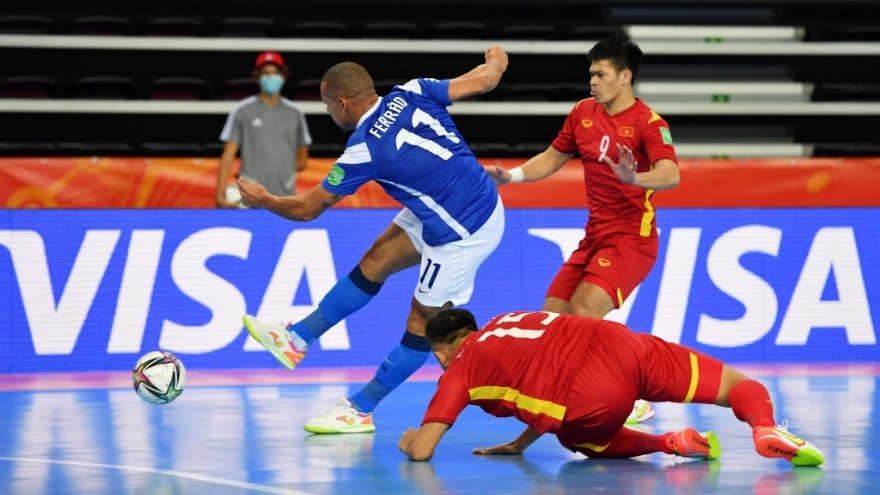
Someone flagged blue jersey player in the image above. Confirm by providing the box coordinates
[238,46,509,433]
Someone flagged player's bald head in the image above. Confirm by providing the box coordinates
[321,61,375,100]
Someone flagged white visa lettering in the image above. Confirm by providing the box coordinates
[777,227,875,345]
[107,230,165,353]
[0,229,119,355]
[696,226,781,347]
[159,228,251,353]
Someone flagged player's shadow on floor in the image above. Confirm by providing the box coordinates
[555,458,720,495]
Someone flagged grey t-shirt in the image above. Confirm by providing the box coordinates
[220,96,312,196]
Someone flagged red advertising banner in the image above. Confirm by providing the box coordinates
[1,156,878,208]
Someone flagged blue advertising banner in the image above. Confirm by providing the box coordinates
[1,208,877,373]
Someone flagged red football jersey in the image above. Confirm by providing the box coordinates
[421,311,601,435]
[551,98,678,239]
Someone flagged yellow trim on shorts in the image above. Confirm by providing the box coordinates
[682,352,700,403]
[469,386,567,420]
[573,441,611,452]
[640,189,656,237]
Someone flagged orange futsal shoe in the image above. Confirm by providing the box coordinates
[666,427,721,460]
[242,315,307,370]
[752,423,824,466]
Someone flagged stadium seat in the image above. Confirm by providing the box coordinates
[806,25,880,41]
[308,142,346,157]
[555,82,588,101]
[140,142,206,156]
[217,17,277,38]
[431,21,489,39]
[498,83,560,101]
[145,77,209,100]
[813,142,880,156]
[56,142,134,155]
[0,142,57,155]
[144,17,207,37]
[372,79,402,96]
[568,25,621,40]
[289,21,351,38]
[468,142,510,156]
[71,76,136,99]
[361,22,420,39]
[497,24,559,40]
[69,16,133,36]
[603,6,777,24]
[0,76,61,98]
[288,78,323,101]
[0,14,55,34]
[813,83,880,101]
[218,77,257,100]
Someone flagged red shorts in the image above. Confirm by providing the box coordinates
[556,321,723,453]
[545,232,658,309]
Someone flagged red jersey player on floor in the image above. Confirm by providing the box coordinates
[398,309,824,467]
[485,30,678,425]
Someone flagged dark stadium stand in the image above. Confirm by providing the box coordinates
[0,0,878,158]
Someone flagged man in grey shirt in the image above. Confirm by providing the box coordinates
[216,51,312,207]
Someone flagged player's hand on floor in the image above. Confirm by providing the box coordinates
[473,441,524,456]
[483,165,511,185]
[398,427,418,455]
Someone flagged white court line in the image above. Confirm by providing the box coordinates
[0,456,317,495]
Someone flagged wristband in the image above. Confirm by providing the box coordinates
[508,167,525,183]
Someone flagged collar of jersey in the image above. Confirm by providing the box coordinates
[355,98,383,130]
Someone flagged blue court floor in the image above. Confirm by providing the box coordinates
[0,364,877,495]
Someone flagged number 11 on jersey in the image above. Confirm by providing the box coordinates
[396,108,460,160]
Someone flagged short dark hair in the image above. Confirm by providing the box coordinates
[588,30,643,84]
[425,309,479,347]
[322,61,375,99]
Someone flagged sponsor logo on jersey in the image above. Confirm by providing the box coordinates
[251,118,263,127]
[327,164,345,185]
[618,126,635,137]
[660,127,674,144]
[598,258,611,267]
[581,119,593,129]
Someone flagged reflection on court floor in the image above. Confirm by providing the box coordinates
[0,365,876,495]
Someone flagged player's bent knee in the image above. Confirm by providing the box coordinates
[406,299,447,335]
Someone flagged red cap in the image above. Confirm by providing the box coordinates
[254,51,286,69]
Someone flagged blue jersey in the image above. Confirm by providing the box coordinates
[321,78,499,246]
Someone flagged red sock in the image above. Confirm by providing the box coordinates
[579,427,673,458]
[728,379,776,428]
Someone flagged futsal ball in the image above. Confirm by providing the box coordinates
[225,184,248,209]
[132,351,186,405]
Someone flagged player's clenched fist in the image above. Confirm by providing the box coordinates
[485,46,508,72]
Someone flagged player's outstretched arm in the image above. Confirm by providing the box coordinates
[473,426,543,456]
[483,146,573,185]
[399,423,451,461]
[237,177,345,221]
[447,46,508,102]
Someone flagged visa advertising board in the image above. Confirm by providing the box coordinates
[1,207,877,373]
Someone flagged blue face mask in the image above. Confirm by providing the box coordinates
[260,74,284,96]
